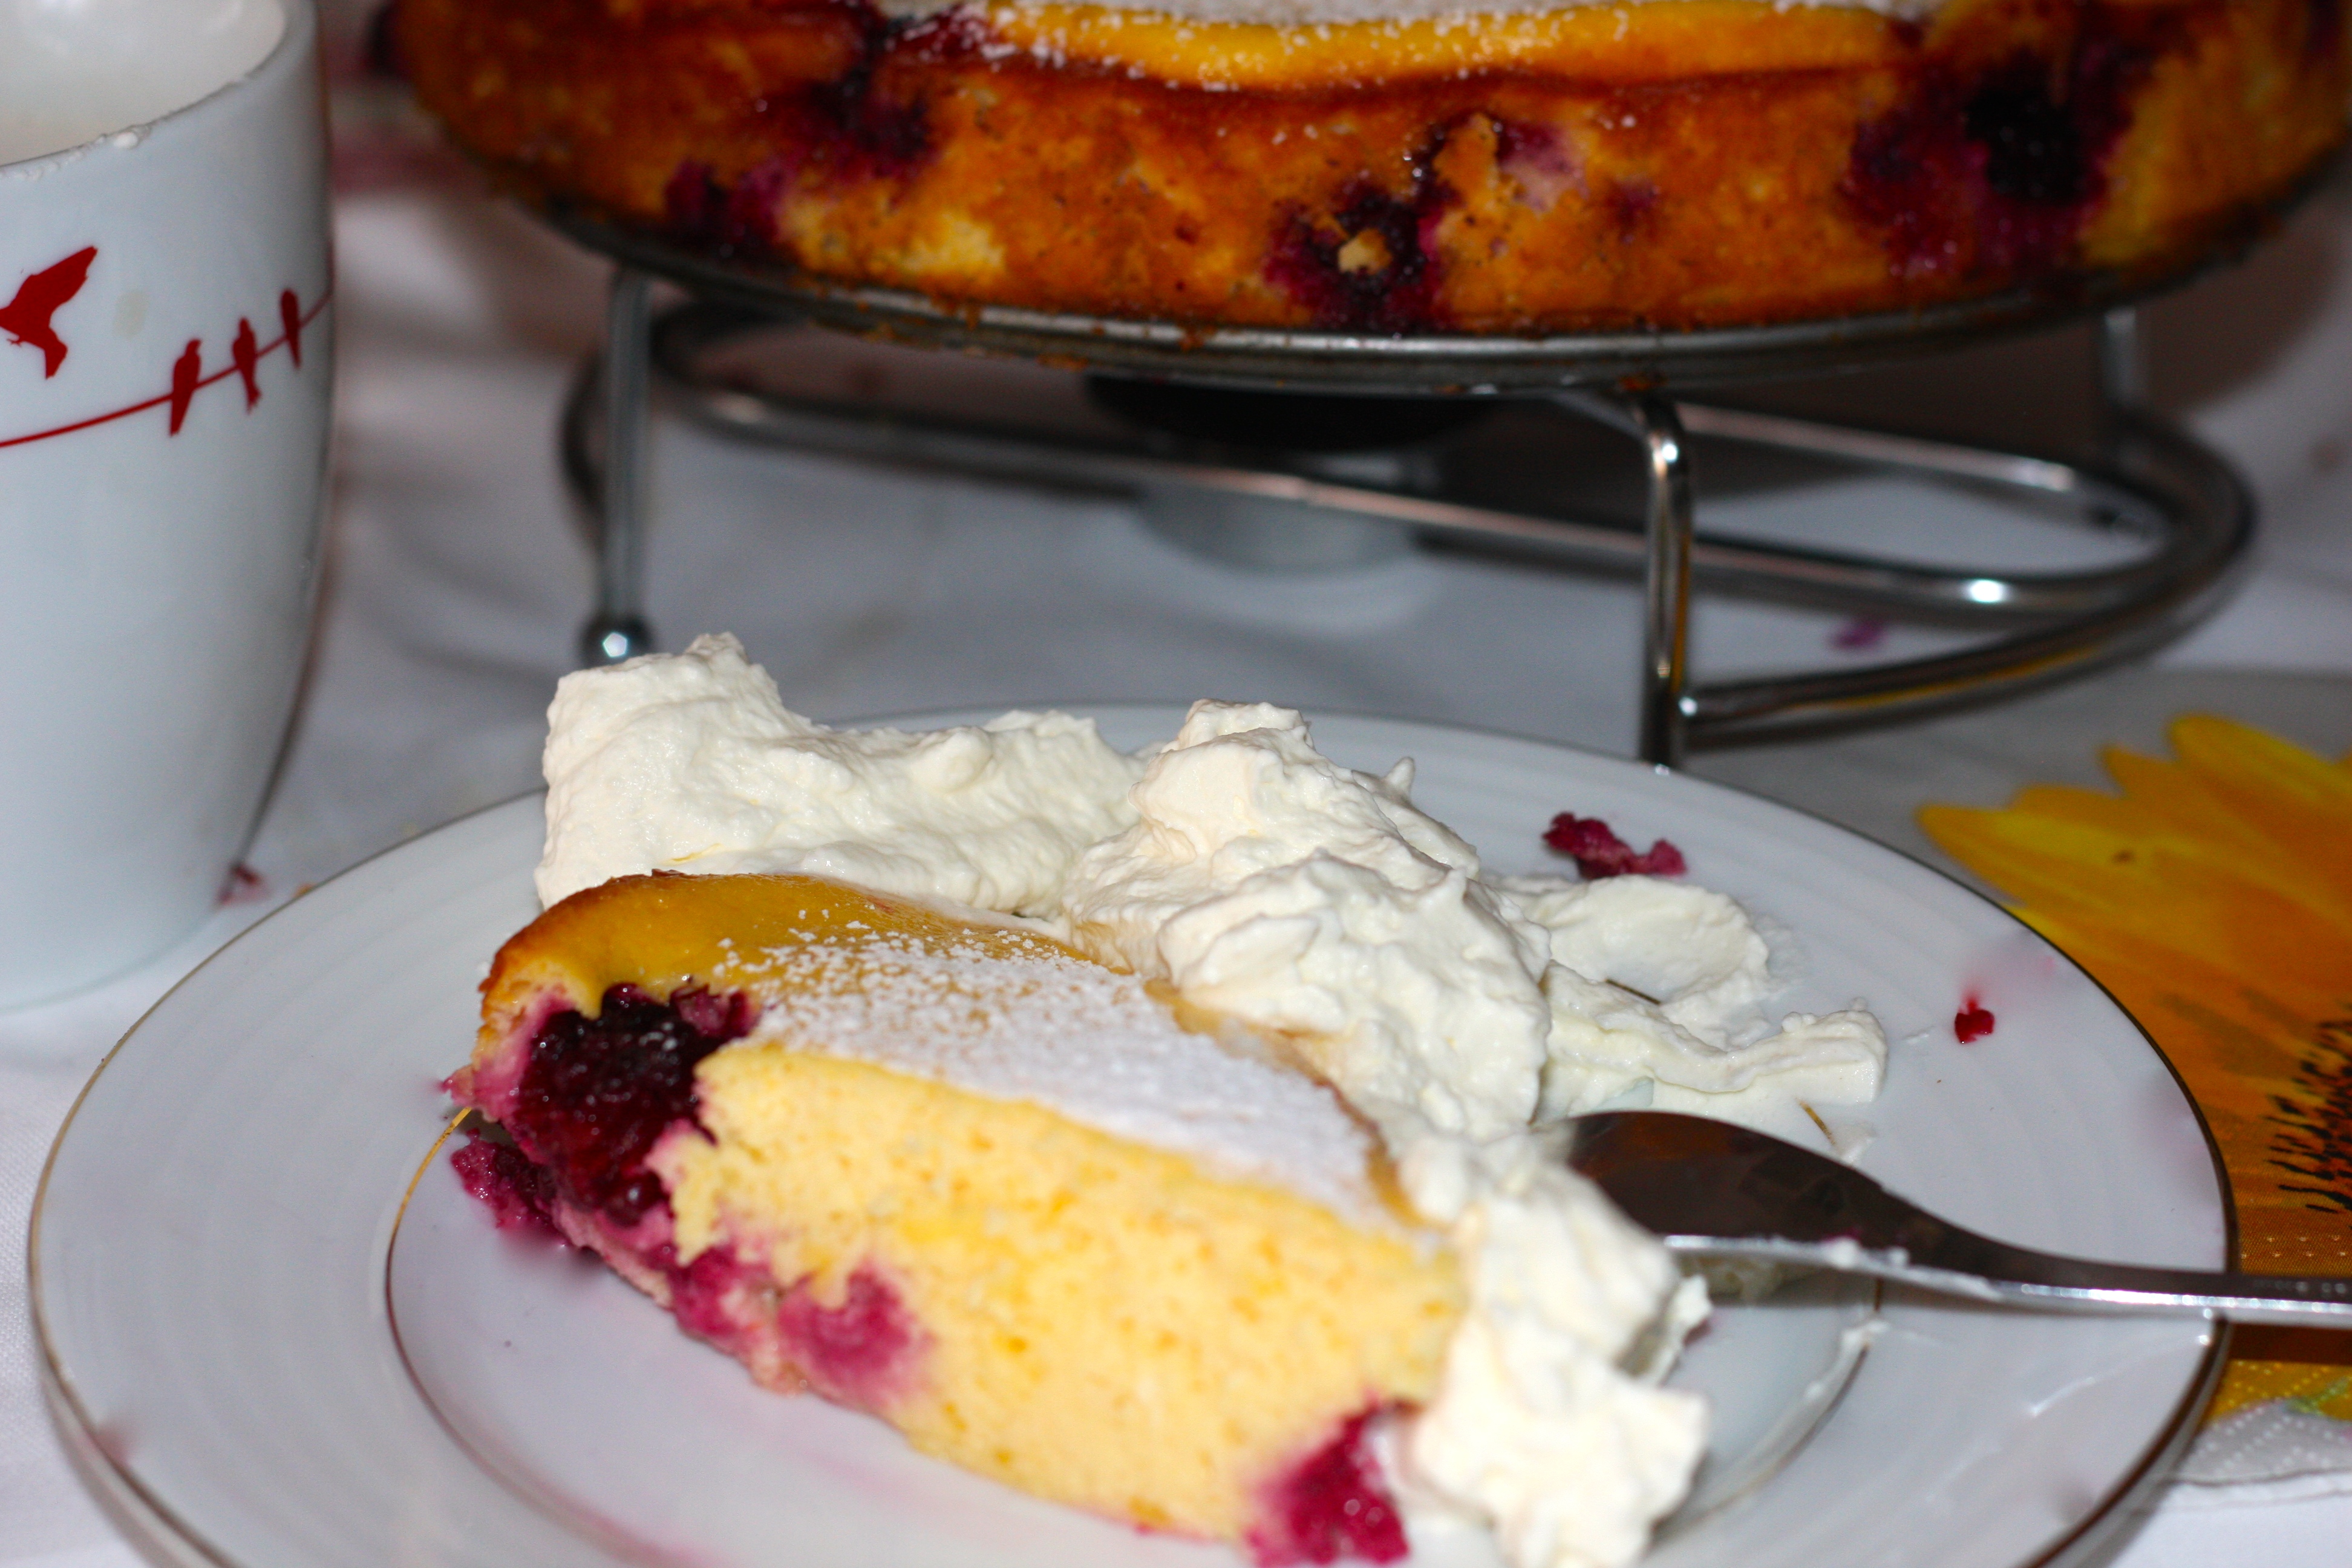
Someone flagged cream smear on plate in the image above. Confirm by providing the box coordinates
[535,632,1890,1568]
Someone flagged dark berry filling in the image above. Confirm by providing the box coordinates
[450,1128,561,1238]
[1544,812,1688,880]
[451,981,938,1405]
[1967,64,2090,206]
[664,161,736,249]
[1601,177,1660,237]
[814,4,956,175]
[1249,1408,1408,1566]
[1267,154,1453,335]
[1955,997,1997,1042]
[778,1264,924,1409]
[662,1,942,257]
[665,154,801,258]
[1491,116,1570,182]
[664,1235,765,1341]
[503,982,759,1227]
[1843,19,2162,281]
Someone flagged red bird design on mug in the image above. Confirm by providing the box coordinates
[0,247,99,379]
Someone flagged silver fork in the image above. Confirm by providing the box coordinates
[1563,1111,2352,1325]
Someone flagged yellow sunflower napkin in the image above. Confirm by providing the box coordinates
[1921,716,2352,1486]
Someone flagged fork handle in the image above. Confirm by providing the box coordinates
[1669,1236,2352,1326]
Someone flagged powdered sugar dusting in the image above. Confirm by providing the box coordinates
[732,933,1385,1220]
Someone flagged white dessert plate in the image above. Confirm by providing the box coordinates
[32,709,2226,1568]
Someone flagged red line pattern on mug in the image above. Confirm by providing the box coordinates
[0,284,332,451]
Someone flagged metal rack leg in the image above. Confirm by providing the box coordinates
[1625,391,1697,768]
[2097,305,2147,427]
[579,267,656,667]
[2088,305,2150,535]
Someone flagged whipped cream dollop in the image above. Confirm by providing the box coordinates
[538,638,1145,913]
[535,633,1890,1568]
[1397,1135,1710,1568]
[1061,698,1556,1142]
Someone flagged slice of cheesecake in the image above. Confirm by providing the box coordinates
[449,870,1466,1563]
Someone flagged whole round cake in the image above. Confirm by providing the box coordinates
[394,0,2346,333]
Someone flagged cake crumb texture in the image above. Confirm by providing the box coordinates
[662,1042,1463,1540]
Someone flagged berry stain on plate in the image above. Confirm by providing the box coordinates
[1544,813,1687,879]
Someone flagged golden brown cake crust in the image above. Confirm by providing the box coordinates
[393,0,2350,332]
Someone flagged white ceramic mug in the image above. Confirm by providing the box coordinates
[0,0,330,1007]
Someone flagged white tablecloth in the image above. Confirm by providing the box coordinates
[7,162,2351,1568]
